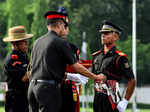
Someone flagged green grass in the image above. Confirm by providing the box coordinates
[126,109,150,112]
[80,108,150,112]
[0,107,4,112]
[0,106,150,112]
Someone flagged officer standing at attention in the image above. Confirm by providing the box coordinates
[3,26,33,112]
[28,10,106,112]
[92,21,136,112]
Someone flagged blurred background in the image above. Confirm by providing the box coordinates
[0,0,150,112]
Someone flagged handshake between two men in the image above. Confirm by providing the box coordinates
[66,73,106,85]
[70,62,107,84]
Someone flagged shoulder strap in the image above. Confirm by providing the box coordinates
[91,50,102,56]
[115,50,128,72]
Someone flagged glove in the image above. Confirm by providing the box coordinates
[66,73,88,84]
[79,74,88,84]
[117,98,128,112]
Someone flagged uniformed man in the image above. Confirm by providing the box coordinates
[28,10,106,112]
[92,21,136,112]
[3,26,33,112]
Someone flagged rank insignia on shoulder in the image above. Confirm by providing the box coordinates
[116,50,127,56]
[124,62,129,68]
[11,54,18,59]
[91,50,101,56]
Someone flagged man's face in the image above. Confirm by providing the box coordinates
[101,31,117,45]
[16,40,28,53]
[57,21,67,38]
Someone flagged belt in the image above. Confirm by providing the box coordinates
[31,80,61,88]
[95,89,107,94]
[95,82,108,94]
[31,80,56,85]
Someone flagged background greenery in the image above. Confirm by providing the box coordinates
[0,0,150,86]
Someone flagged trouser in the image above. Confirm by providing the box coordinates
[5,90,29,112]
[60,82,77,112]
[28,80,62,112]
[93,92,119,112]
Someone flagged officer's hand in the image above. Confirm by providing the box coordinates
[66,73,88,84]
[117,98,128,112]
[95,73,107,83]
[22,72,29,82]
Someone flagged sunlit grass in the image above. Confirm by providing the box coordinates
[80,108,150,112]
[0,107,4,112]
[0,106,150,112]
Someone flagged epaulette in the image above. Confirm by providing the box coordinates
[12,61,22,66]
[11,54,18,60]
[77,49,80,56]
[115,50,127,56]
[91,50,102,56]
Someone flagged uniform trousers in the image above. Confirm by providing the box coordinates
[5,90,29,112]
[93,92,119,112]
[28,81,62,112]
[60,83,76,112]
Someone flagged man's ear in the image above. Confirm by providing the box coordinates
[113,32,119,41]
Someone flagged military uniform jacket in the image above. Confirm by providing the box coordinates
[3,50,29,92]
[69,43,80,61]
[92,46,134,81]
[30,31,77,83]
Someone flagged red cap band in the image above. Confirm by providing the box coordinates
[46,14,65,20]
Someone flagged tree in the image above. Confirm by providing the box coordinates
[5,0,30,53]
[7,0,29,30]
[117,36,150,86]
[31,0,71,47]
[136,0,150,43]
[0,3,8,58]
[31,0,48,44]
[0,3,8,81]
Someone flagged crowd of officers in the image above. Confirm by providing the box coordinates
[2,6,135,112]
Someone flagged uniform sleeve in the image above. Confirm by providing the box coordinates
[57,40,77,65]
[118,56,135,79]
[91,56,96,73]
[4,55,26,81]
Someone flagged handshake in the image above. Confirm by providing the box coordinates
[66,73,88,84]
[66,72,107,85]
